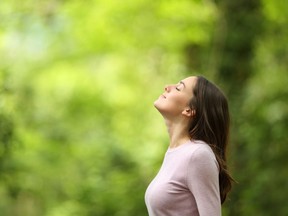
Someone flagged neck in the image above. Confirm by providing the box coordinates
[164,118,191,148]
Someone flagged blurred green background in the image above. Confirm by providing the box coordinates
[0,0,287,215]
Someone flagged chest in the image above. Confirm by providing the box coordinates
[146,154,194,207]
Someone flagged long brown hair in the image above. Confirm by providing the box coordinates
[188,75,234,204]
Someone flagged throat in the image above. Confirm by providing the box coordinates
[169,137,191,149]
[164,118,191,149]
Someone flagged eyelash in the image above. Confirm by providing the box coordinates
[175,86,180,91]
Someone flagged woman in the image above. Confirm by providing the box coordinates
[145,75,234,216]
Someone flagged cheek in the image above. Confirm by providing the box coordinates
[170,94,189,107]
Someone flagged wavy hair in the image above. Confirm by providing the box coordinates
[188,75,234,204]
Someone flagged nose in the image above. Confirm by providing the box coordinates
[164,84,173,92]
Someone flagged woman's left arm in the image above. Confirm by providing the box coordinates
[187,147,221,216]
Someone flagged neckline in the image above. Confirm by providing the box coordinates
[167,139,206,153]
[167,140,192,153]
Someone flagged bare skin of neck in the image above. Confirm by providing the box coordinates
[164,117,191,148]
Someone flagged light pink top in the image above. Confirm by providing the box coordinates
[145,140,221,216]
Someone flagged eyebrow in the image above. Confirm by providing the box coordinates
[180,81,186,88]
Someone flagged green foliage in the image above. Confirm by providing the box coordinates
[0,0,287,215]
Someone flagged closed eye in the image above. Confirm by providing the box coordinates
[176,82,184,91]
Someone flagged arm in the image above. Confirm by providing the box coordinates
[187,146,221,216]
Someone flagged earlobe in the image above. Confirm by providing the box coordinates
[182,108,194,117]
[182,109,196,117]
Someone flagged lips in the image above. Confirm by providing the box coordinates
[161,94,166,99]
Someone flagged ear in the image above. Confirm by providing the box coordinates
[182,108,196,117]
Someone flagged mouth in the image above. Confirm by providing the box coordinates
[161,94,166,99]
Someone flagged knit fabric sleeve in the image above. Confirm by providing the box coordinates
[187,146,221,216]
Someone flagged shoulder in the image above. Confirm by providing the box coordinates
[167,140,218,167]
[186,141,219,179]
[185,141,218,169]
[191,143,216,163]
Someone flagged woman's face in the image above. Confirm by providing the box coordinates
[154,76,197,118]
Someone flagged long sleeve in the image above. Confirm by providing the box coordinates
[187,147,221,216]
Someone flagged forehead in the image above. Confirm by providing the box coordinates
[181,76,197,90]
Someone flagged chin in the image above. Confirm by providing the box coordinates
[154,98,162,108]
[154,101,159,109]
[154,97,169,115]
[154,100,165,114]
